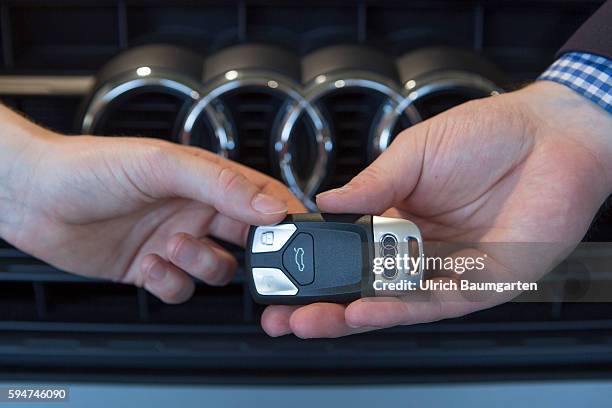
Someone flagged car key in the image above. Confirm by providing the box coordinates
[245,213,424,304]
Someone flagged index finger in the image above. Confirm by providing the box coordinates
[177,144,306,213]
[138,143,290,226]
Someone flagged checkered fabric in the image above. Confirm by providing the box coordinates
[538,52,611,114]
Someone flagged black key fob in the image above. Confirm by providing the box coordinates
[245,213,424,304]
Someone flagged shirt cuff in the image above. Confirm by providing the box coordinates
[538,52,612,114]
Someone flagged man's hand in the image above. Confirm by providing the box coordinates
[261,81,612,338]
[0,107,304,303]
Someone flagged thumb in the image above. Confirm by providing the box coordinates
[316,123,428,214]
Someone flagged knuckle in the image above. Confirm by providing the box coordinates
[198,251,219,279]
[140,141,173,166]
[216,167,246,197]
[135,143,175,186]
[167,233,187,262]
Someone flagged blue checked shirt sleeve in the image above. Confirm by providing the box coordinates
[538,52,612,114]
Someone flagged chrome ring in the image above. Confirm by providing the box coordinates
[182,69,330,210]
[302,71,413,113]
[277,71,420,197]
[82,70,234,157]
[372,71,503,157]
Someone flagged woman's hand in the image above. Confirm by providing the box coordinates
[0,106,305,303]
[261,81,612,338]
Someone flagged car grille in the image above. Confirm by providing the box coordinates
[91,90,191,142]
[0,0,610,382]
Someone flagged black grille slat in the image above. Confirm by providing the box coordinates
[319,89,387,190]
[147,284,246,325]
[0,282,37,321]
[0,95,81,134]
[242,138,268,148]
[105,120,175,129]
[220,89,283,176]
[0,241,253,326]
[41,281,141,323]
[95,91,187,141]
[242,122,268,131]
[118,102,179,112]
[338,139,363,148]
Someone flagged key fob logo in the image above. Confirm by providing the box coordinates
[379,233,398,279]
[294,247,305,272]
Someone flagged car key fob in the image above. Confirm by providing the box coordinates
[245,213,424,304]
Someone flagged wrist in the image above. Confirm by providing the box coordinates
[518,81,612,193]
[0,105,55,238]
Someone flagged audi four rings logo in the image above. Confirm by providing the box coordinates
[380,234,399,279]
[81,45,503,210]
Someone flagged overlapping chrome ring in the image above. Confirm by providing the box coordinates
[276,71,421,203]
[82,45,506,210]
[371,71,503,158]
[180,70,331,209]
[82,69,235,156]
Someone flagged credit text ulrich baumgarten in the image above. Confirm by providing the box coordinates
[372,254,538,293]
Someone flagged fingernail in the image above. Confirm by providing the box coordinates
[174,237,199,266]
[200,247,221,280]
[346,319,363,329]
[147,261,167,282]
[252,193,288,215]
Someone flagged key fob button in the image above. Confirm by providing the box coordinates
[282,233,315,285]
[251,224,297,253]
[252,268,298,296]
